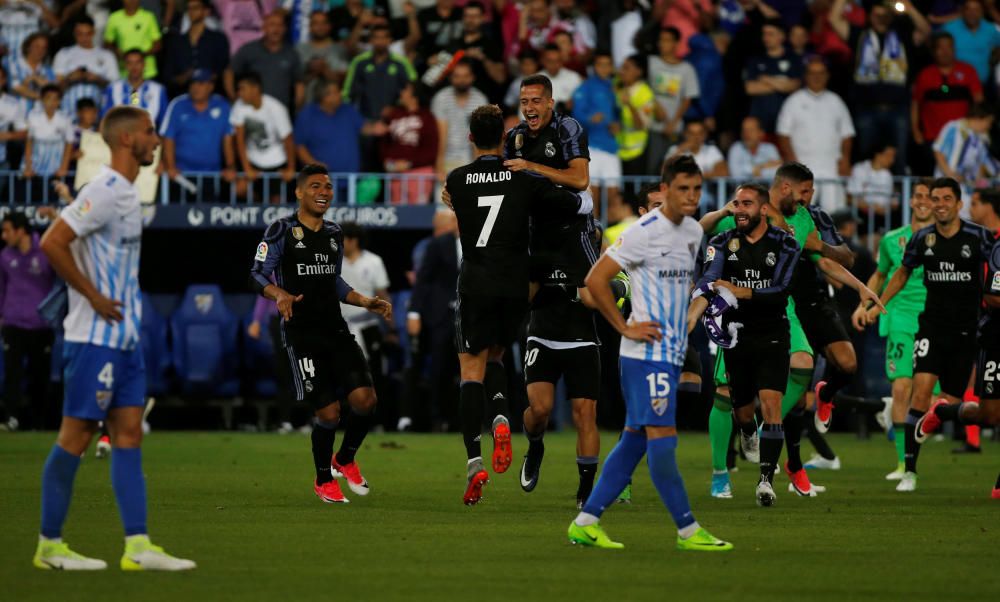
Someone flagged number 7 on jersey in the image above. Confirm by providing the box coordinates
[477,195,504,247]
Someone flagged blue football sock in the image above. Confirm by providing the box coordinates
[111,447,148,536]
[582,429,646,518]
[40,445,82,539]
[646,436,696,531]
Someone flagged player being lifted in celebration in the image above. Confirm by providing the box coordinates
[567,156,732,551]
[852,180,935,480]
[34,106,195,571]
[863,177,996,492]
[250,164,392,504]
[447,104,593,505]
[690,183,802,506]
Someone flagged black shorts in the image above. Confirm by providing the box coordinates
[285,330,373,409]
[455,293,529,354]
[723,335,790,409]
[974,346,1000,399]
[529,216,600,286]
[682,345,702,375]
[913,324,976,398]
[523,339,601,400]
[796,297,850,351]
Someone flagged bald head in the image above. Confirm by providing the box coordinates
[101,105,151,149]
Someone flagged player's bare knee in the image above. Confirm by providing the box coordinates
[571,399,597,429]
[315,402,341,423]
[111,425,143,448]
[351,389,378,415]
[56,419,99,456]
[790,352,813,371]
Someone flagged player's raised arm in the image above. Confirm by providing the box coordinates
[698,199,736,233]
[808,206,855,268]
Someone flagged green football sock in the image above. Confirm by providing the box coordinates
[893,423,906,466]
[710,393,733,472]
[781,367,813,418]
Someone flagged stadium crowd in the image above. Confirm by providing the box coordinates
[0,0,997,210]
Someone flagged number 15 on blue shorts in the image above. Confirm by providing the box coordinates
[620,356,680,431]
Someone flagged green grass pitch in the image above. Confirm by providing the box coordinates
[2,431,997,601]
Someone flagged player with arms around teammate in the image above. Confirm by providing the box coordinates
[250,164,392,504]
[863,177,995,492]
[691,183,802,507]
[34,106,195,571]
[448,104,593,505]
[851,179,935,480]
[568,156,732,551]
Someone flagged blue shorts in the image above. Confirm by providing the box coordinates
[63,342,146,421]
[620,356,681,430]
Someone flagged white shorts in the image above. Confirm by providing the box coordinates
[590,148,622,184]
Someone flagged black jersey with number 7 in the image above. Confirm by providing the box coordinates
[447,155,584,298]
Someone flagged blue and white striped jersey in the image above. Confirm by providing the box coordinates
[24,108,74,175]
[605,209,703,365]
[4,54,55,115]
[52,44,120,116]
[101,78,168,127]
[0,92,26,165]
[0,0,44,64]
[60,166,143,350]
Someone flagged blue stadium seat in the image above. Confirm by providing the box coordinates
[141,293,171,396]
[170,284,240,397]
[242,312,276,398]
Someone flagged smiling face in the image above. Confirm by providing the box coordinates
[733,186,766,233]
[297,174,334,216]
[519,83,554,132]
[930,185,962,226]
[911,184,933,222]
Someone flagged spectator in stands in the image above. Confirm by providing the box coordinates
[104,0,163,78]
[777,56,854,212]
[279,0,335,45]
[160,69,237,199]
[611,0,642,68]
[231,71,295,200]
[573,51,621,212]
[0,0,56,64]
[847,142,898,229]
[432,59,487,182]
[0,211,55,431]
[911,31,983,174]
[789,23,811,61]
[22,84,72,180]
[648,26,700,176]
[417,0,462,64]
[829,0,929,174]
[101,49,169,127]
[538,43,581,110]
[297,11,349,105]
[553,0,597,59]
[53,17,120,116]
[667,120,728,178]
[683,31,724,130]
[616,54,654,177]
[448,1,506,103]
[295,78,385,177]
[551,29,586,76]
[651,0,714,58]
[216,0,279,56]
[727,115,781,179]
[504,50,539,110]
[69,98,99,171]
[343,24,417,122]
[6,32,55,115]
[0,63,27,174]
[933,103,999,185]
[941,0,1000,86]
[381,82,439,204]
[161,0,231,98]
[515,0,572,58]
[227,11,304,112]
[330,0,365,41]
[743,18,802,133]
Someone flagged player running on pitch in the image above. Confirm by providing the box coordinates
[250,164,392,504]
[34,106,195,571]
[862,177,996,492]
[567,155,732,551]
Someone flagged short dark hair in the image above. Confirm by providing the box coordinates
[593,48,613,61]
[967,102,993,119]
[20,32,47,58]
[520,74,553,98]
[913,177,935,194]
[370,24,392,37]
[2,210,28,232]
[40,83,61,98]
[736,182,770,204]
[774,161,814,185]
[123,48,145,61]
[236,71,262,88]
[341,222,367,248]
[635,183,661,211]
[74,15,95,28]
[762,17,785,32]
[469,104,504,150]
[978,188,1000,215]
[871,141,896,157]
[76,97,97,111]
[622,54,646,77]
[297,163,329,188]
[463,0,485,12]
[931,177,962,199]
[661,154,702,185]
[931,31,955,47]
[660,26,681,41]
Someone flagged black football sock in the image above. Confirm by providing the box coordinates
[819,362,853,402]
[904,409,922,473]
[783,407,805,472]
[484,361,509,422]
[806,412,837,460]
[526,425,545,454]
[335,408,371,466]
[933,402,962,422]
[738,418,757,436]
[312,419,338,484]
[994,472,1000,490]
[460,380,486,460]
[759,423,784,483]
[577,456,598,499]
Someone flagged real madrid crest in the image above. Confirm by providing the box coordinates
[728,238,740,252]
[515,132,524,150]
[544,141,556,158]
[960,244,971,258]
[926,233,936,248]
[331,239,339,253]
[765,252,776,266]
[292,226,304,240]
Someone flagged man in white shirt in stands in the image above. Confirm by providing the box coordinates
[53,16,120,116]
[230,71,295,202]
[776,56,855,213]
[666,120,727,208]
[101,49,168,128]
[539,44,582,110]
[727,116,781,180]
[847,142,898,232]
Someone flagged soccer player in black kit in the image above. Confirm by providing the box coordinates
[863,177,996,493]
[448,104,592,505]
[689,183,802,507]
[250,164,393,504]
